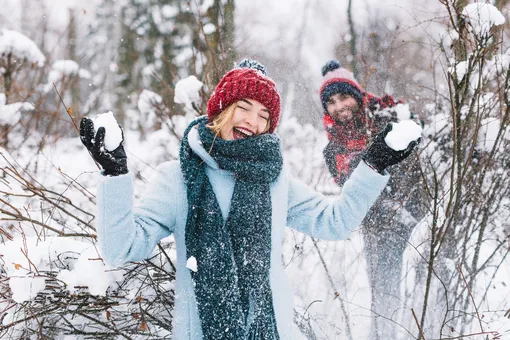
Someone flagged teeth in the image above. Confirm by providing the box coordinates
[235,127,253,137]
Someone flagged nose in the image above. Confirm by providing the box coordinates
[244,110,258,127]
[331,101,343,112]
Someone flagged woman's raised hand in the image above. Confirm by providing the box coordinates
[79,117,128,176]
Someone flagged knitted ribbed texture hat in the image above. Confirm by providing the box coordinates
[207,59,281,133]
[319,60,364,113]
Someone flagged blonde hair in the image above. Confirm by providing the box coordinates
[207,101,271,137]
[207,103,237,135]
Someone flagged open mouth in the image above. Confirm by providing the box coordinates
[232,127,255,140]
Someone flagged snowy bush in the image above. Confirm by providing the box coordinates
[403,3,510,339]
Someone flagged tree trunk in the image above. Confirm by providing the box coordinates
[452,0,469,61]
[347,0,358,79]
[223,0,236,69]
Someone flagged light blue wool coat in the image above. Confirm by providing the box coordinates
[96,128,389,339]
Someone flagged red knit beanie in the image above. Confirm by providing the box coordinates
[207,60,281,133]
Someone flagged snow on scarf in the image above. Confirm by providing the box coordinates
[179,117,283,339]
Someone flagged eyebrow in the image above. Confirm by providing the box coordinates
[240,99,269,112]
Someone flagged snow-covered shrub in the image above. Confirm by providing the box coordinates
[0,29,45,148]
[403,3,510,339]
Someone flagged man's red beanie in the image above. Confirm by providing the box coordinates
[207,60,281,133]
[319,60,365,112]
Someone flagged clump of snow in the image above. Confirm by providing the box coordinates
[48,60,91,84]
[449,60,468,80]
[393,103,412,120]
[462,3,505,37]
[186,256,197,272]
[43,60,91,92]
[57,247,114,296]
[161,4,178,18]
[174,76,203,111]
[93,112,123,151]
[0,93,35,125]
[53,60,79,76]
[79,69,91,79]
[448,29,459,41]
[9,276,46,303]
[477,118,500,152]
[203,23,216,35]
[0,237,119,301]
[151,5,178,34]
[199,0,215,14]
[385,120,422,151]
[48,60,79,84]
[0,29,45,67]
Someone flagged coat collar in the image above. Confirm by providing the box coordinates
[187,125,220,169]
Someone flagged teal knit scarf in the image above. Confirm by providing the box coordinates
[180,117,283,340]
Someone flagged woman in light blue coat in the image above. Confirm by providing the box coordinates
[80,59,419,340]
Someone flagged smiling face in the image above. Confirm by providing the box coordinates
[219,99,271,140]
[326,93,360,123]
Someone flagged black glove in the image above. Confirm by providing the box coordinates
[362,123,419,173]
[80,117,128,176]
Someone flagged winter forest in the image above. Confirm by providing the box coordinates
[0,0,510,339]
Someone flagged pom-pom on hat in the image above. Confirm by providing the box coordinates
[207,59,281,133]
[319,60,364,113]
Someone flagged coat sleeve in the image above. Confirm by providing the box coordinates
[97,162,179,266]
[286,161,389,240]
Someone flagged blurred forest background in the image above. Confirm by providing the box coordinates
[1,0,510,339]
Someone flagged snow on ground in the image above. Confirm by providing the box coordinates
[9,276,46,304]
